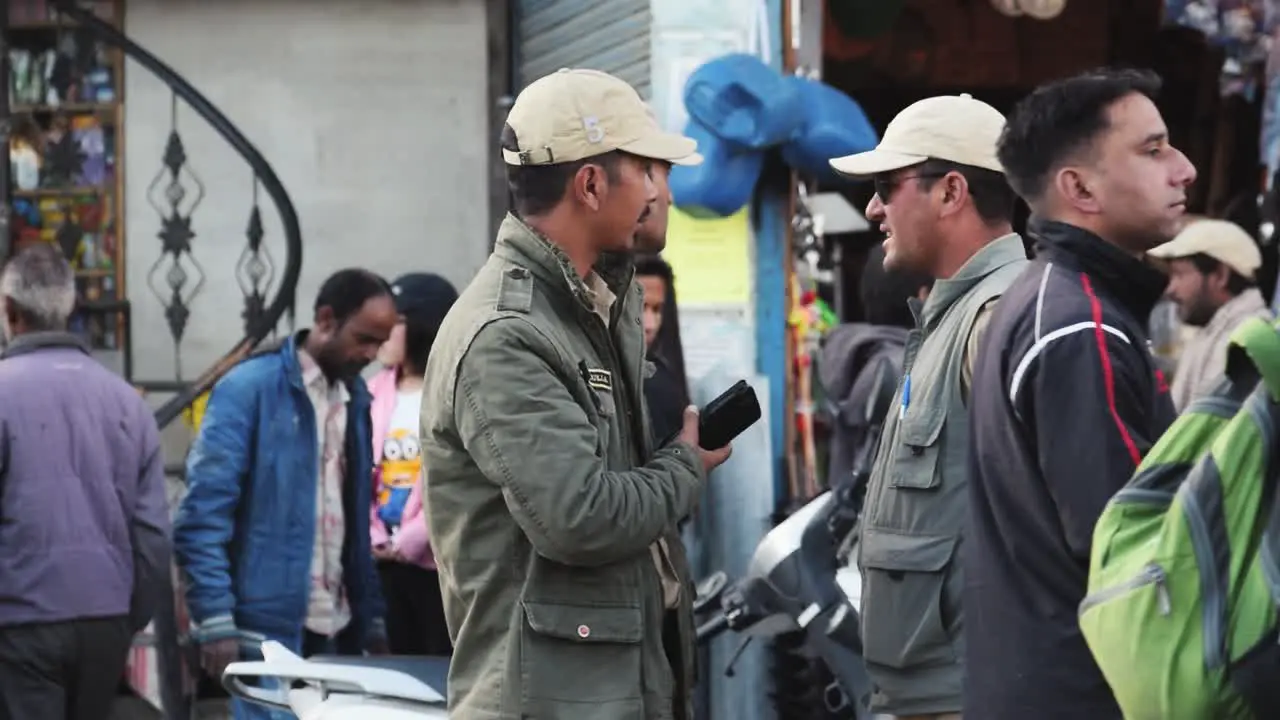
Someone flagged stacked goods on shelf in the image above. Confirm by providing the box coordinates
[9,0,114,24]
[6,0,124,352]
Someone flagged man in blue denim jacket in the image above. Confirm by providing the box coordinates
[174,268,398,720]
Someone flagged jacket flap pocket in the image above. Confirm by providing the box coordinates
[523,601,642,644]
[898,407,945,447]
[595,390,617,418]
[860,529,955,572]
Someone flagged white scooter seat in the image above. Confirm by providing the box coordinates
[308,654,449,695]
[223,641,447,710]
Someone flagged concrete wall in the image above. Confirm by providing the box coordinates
[123,0,494,383]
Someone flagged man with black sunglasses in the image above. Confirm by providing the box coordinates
[827,94,1028,720]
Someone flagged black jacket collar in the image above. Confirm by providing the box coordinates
[1029,219,1168,322]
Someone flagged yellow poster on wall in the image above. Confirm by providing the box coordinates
[661,206,751,305]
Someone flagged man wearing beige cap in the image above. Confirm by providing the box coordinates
[1149,218,1272,410]
[636,103,687,253]
[419,68,727,720]
[829,93,1026,720]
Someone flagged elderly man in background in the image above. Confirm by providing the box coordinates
[0,243,170,720]
[1148,217,1273,410]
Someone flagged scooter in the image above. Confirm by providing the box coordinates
[694,490,873,719]
[222,641,449,719]
[221,493,868,720]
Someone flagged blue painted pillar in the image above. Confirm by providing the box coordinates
[648,1,787,719]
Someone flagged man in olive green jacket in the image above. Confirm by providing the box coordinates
[420,68,730,720]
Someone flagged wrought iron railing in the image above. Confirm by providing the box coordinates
[47,2,302,427]
[15,3,305,717]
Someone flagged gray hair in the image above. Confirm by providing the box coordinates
[0,243,76,331]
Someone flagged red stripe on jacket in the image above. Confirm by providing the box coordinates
[1080,273,1142,466]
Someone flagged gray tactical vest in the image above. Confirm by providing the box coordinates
[856,234,1027,715]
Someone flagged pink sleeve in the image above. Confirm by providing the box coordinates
[392,479,430,563]
[394,511,430,563]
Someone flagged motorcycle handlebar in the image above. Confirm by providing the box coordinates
[695,613,730,643]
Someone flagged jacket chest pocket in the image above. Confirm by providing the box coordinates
[889,407,945,490]
[858,528,959,671]
[519,600,644,718]
[590,389,616,458]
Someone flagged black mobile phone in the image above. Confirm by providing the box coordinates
[658,380,762,450]
[696,380,763,450]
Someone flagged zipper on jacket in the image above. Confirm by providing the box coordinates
[586,312,642,464]
[1180,489,1228,670]
[1078,562,1171,617]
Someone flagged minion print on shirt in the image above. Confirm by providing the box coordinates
[377,427,421,532]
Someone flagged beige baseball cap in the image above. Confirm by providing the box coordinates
[829,93,1006,177]
[503,68,702,167]
[1148,218,1263,279]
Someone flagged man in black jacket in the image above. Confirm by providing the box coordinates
[964,68,1196,718]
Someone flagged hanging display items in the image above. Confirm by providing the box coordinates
[1165,0,1272,97]
[1260,1,1280,188]
[1165,1,1280,187]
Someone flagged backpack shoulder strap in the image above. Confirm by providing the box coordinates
[1227,317,1280,401]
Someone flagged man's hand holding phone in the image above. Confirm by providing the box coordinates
[678,406,732,473]
[663,379,761,474]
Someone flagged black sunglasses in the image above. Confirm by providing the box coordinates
[873,172,947,202]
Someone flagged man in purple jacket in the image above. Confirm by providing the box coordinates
[0,243,170,720]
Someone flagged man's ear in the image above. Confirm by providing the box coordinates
[314,305,336,334]
[1054,167,1101,214]
[937,172,969,218]
[572,163,607,212]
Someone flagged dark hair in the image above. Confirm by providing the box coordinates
[500,123,622,217]
[313,268,392,324]
[915,158,1017,225]
[632,253,690,408]
[997,67,1163,204]
[859,244,933,329]
[634,253,671,282]
[1185,252,1255,295]
[403,316,439,376]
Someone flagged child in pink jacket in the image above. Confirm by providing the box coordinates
[368,272,457,656]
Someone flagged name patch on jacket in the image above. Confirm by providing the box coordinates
[585,367,613,392]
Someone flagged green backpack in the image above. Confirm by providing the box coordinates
[1080,316,1280,720]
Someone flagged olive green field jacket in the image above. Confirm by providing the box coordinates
[420,214,706,720]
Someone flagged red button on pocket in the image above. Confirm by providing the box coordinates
[577,624,590,638]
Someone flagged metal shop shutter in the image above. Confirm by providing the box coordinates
[515,0,653,98]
